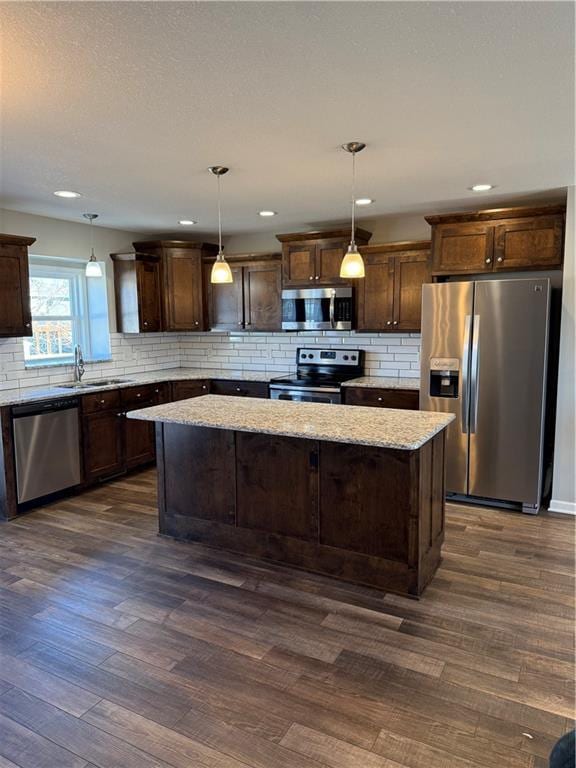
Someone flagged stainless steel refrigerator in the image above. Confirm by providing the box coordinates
[420,278,550,513]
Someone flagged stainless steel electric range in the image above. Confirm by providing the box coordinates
[269,347,365,404]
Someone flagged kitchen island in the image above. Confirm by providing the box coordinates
[129,396,454,596]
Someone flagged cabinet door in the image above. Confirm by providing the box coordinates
[0,245,32,337]
[315,240,347,283]
[210,380,268,398]
[343,386,419,410]
[162,248,204,330]
[356,252,395,331]
[393,251,431,331]
[282,245,315,285]
[432,223,494,274]
[82,411,123,480]
[123,407,156,469]
[171,380,210,401]
[236,432,318,540]
[244,262,281,331]
[493,215,564,271]
[136,260,162,332]
[207,266,244,330]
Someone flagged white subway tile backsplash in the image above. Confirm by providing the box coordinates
[0,329,421,394]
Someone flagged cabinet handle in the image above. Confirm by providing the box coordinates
[154,388,159,393]
[377,397,383,402]
[386,320,392,326]
[393,321,398,326]
[25,322,31,328]
[136,393,141,398]
[309,276,313,280]
[315,276,320,280]
[202,385,207,390]
[195,321,199,326]
[117,412,123,417]
[143,321,148,327]
[100,399,105,404]
[485,258,491,264]
[497,256,503,263]
[236,387,241,392]
[238,321,243,326]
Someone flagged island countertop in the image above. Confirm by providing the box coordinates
[128,394,454,451]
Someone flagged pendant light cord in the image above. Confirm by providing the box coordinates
[350,151,356,247]
[90,217,94,259]
[217,174,223,257]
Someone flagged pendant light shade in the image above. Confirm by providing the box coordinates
[83,213,102,278]
[340,142,366,279]
[209,166,233,284]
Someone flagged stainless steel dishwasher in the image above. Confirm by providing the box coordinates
[12,397,82,504]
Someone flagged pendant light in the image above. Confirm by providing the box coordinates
[340,141,366,279]
[83,213,102,277]
[208,166,233,284]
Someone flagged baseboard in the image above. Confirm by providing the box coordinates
[548,499,576,515]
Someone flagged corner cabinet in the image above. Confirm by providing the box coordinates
[276,228,371,286]
[0,234,35,338]
[356,240,431,332]
[426,205,565,276]
[204,255,282,331]
[118,240,219,332]
[111,252,162,333]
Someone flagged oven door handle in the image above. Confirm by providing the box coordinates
[329,289,336,329]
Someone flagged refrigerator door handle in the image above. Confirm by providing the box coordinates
[461,315,472,434]
[470,314,480,434]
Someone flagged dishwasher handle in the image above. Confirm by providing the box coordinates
[12,397,79,418]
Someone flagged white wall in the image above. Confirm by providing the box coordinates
[0,208,138,332]
[224,212,431,253]
[549,187,576,514]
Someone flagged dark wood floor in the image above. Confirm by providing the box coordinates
[0,468,573,768]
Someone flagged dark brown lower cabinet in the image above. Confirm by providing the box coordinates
[171,380,210,401]
[210,380,269,398]
[82,410,124,481]
[157,424,446,596]
[343,386,419,410]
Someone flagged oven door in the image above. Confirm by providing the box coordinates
[269,385,341,404]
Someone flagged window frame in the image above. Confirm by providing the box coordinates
[24,258,110,368]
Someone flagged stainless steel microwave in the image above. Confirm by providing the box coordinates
[281,286,353,331]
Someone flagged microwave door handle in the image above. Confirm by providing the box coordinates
[461,315,472,434]
[329,290,335,329]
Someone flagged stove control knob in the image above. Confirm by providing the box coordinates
[308,354,314,359]
[343,355,349,360]
[351,355,357,360]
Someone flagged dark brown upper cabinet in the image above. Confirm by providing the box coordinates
[356,240,431,332]
[276,228,372,286]
[204,255,282,332]
[112,240,218,333]
[426,205,565,276]
[0,234,35,338]
[111,252,162,333]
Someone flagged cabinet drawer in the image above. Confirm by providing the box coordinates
[82,389,121,414]
[171,380,210,401]
[211,380,269,398]
[121,384,157,409]
[344,387,419,410]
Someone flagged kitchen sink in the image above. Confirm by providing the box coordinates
[57,378,132,389]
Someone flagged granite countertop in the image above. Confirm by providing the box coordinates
[128,395,453,451]
[342,376,420,390]
[0,367,422,407]
[0,368,289,407]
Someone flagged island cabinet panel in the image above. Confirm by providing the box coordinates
[158,424,235,525]
[0,235,35,338]
[155,425,446,596]
[319,444,411,561]
[236,433,318,540]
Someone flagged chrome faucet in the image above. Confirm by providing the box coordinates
[74,344,85,383]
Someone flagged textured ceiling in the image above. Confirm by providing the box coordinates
[1,1,574,236]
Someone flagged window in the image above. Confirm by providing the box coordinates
[23,258,111,366]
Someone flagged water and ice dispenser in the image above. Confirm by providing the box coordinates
[429,358,460,398]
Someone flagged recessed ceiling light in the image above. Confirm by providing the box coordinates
[355,198,373,206]
[178,219,197,226]
[54,190,81,198]
[258,210,277,217]
[470,184,494,192]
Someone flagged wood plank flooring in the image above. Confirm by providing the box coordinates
[0,468,573,768]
